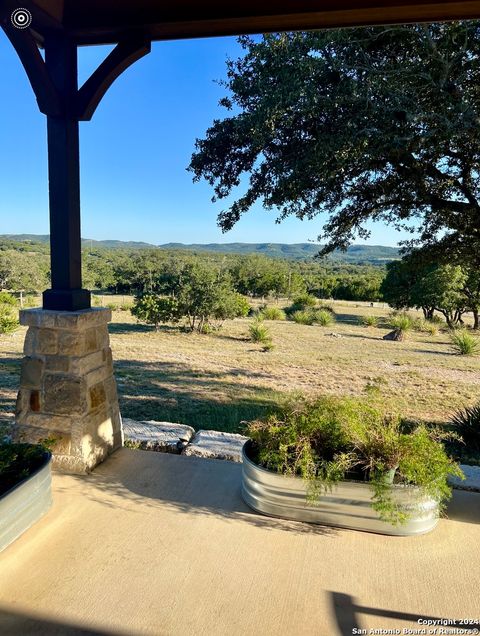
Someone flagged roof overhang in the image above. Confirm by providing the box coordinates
[3,0,480,47]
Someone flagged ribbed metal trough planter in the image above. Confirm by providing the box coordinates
[0,452,52,553]
[241,442,438,536]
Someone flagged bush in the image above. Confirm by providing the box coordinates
[450,403,480,453]
[245,396,463,525]
[259,306,286,321]
[361,315,378,327]
[389,313,413,332]
[291,308,334,326]
[0,293,19,334]
[312,309,334,327]
[415,319,439,335]
[249,320,271,344]
[291,310,315,325]
[131,294,179,330]
[318,301,335,313]
[450,329,480,355]
[292,293,317,308]
[0,292,17,306]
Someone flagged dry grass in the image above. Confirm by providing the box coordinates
[1,300,480,433]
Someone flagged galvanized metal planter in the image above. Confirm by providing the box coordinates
[241,442,438,536]
[0,452,52,553]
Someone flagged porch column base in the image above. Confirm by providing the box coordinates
[14,308,123,474]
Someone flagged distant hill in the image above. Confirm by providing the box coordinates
[0,235,400,264]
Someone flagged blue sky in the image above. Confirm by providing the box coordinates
[0,34,407,246]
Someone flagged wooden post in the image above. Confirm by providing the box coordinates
[1,21,150,311]
[42,35,90,311]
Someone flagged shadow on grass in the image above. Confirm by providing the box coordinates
[114,358,284,433]
[108,322,180,335]
[411,348,454,356]
[331,312,361,325]
[340,332,382,342]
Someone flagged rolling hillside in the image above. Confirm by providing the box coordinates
[0,235,399,264]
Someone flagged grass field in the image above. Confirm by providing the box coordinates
[1,300,480,433]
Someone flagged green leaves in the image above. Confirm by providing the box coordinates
[190,24,480,256]
[246,396,463,525]
[131,259,250,333]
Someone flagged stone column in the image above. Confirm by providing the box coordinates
[15,308,123,473]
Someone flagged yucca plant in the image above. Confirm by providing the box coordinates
[312,309,334,327]
[260,306,286,321]
[450,403,480,452]
[362,315,378,328]
[450,329,480,355]
[424,321,439,336]
[390,313,413,332]
[291,310,315,325]
[249,320,272,347]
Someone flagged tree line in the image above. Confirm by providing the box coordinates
[0,240,385,302]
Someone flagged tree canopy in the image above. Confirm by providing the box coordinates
[189,24,480,256]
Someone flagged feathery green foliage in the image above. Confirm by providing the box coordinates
[245,396,462,525]
[450,329,480,355]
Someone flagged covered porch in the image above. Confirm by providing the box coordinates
[0,448,479,635]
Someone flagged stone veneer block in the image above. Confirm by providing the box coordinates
[182,430,248,463]
[14,308,122,474]
[122,418,195,453]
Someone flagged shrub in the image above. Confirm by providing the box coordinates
[450,403,480,453]
[245,396,462,525]
[291,308,334,326]
[260,306,286,321]
[450,329,480,355]
[312,309,334,327]
[291,310,315,325]
[262,340,275,352]
[249,320,272,345]
[389,313,413,332]
[318,301,335,313]
[120,303,133,312]
[292,293,317,308]
[413,318,439,335]
[0,293,19,334]
[417,319,439,336]
[106,302,117,311]
[361,315,378,328]
[0,292,17,306]
[131,294,179,330]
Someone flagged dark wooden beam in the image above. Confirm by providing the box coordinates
[56,0,480,46]
[75,37,151,121]
[42,34,90,311]
[0,23,62,116]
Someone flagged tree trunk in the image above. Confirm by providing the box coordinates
[473,309,479,330]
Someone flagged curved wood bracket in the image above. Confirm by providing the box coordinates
[75,37,151,121]
[1,23,62,116]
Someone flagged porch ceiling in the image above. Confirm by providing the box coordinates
[13,1,480,47]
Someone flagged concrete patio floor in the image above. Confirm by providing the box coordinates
[0,449,479,636]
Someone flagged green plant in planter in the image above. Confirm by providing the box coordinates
[0,440,53,497]
[246,396,463,526]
